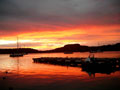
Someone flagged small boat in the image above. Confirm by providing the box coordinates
[82,56,120,76]
[64,52,73,54]
[10,37,24,57]
[10,53,24,57]
[82,53,120,69]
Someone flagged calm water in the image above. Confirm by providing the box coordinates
[0,51,120,90]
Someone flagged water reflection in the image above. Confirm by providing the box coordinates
[0,52,120,77]
[34,60,120,77]
[0,52,120,90]
[82,65,120,77]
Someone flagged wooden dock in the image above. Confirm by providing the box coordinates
[33,57,120,66]
[33,57,120,75]
[33,57,84,66]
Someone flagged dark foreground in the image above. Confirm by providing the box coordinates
[0,71,120,90]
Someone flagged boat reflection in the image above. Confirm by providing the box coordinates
[82,65,120,77]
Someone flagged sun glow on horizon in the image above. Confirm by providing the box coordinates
[0,0,120,50]
[0,25,120,50]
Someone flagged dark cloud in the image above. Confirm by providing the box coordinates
[0,0,120,33]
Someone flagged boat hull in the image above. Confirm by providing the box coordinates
[10,54,24,57]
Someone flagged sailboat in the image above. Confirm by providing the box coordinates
[10,53,24,57]
[63,50,73,54]
[10,37,24,57]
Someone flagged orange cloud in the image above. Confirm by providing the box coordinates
[0,23,120,50]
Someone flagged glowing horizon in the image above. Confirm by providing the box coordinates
[0,0,120,50]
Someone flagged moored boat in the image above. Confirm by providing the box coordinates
[10,37,24,57]
[10,53,24,57]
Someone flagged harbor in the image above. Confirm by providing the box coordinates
[33,55,120,77]
[1,52,120,90]
[33,57,84,65]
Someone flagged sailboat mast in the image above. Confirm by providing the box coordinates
[17,37,19,49]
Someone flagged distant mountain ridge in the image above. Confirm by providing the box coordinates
[47,44,89,52]
[45,43,120,52]
[0,48,39,54]
[0,43,120,54]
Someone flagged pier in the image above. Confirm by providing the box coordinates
[33,57,120,75]
[33,57,84,66]
[33,57,120,66]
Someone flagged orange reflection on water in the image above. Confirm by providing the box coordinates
[0,52,120,80]
[0,52,120,90]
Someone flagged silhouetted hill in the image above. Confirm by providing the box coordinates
[0,43,120,54]
[46,44,89,52]
[45,43,120,53]
[97,43,120,51]
[0,48,40,54]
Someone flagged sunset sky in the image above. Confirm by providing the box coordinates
[0,0,120,50]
